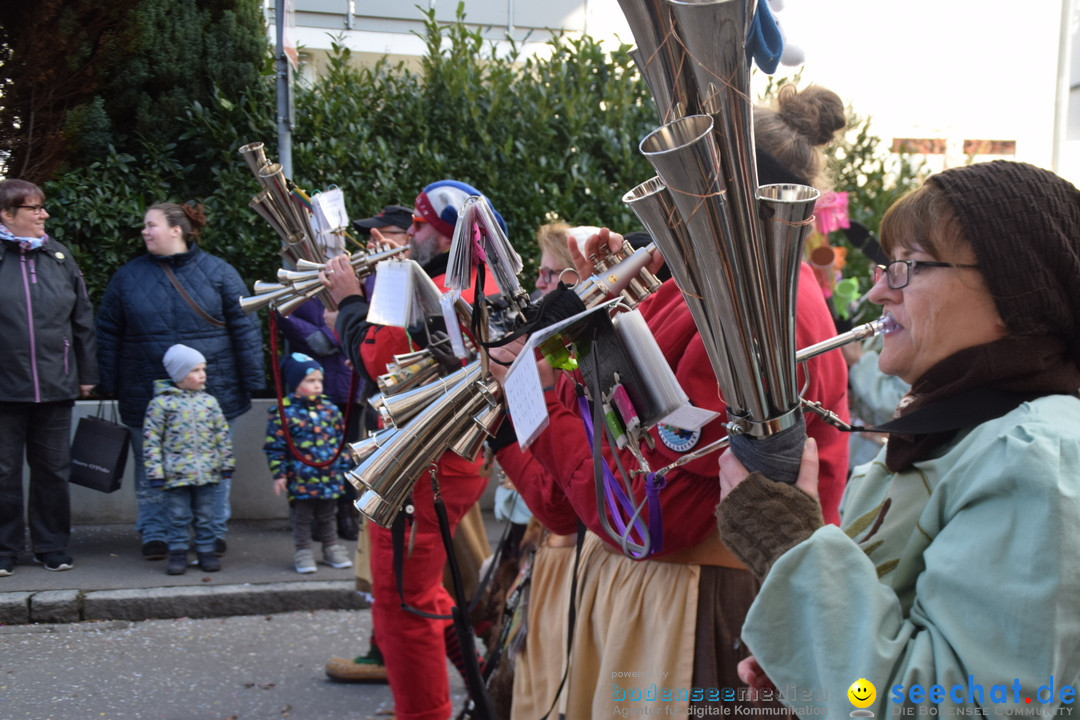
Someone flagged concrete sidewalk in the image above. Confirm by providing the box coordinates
[1,519,368,625]
[1,512,506,625]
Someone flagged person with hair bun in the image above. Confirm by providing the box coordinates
[487,86,851,717]
[96,202,264,562]
[754,84,846,191]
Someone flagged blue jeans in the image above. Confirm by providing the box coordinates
[165,483,217,553]
[0,402,73,557]
[132,421,234,544]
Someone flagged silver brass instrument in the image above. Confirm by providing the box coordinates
[621,0,821,480]
[238,244,409,315]
[346,232,667,528]
[650,315,899,476]
[239,142,321,266]
[241,141,402,315]
[348,361,503,527]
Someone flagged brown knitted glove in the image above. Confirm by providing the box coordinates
[715,471,824,579]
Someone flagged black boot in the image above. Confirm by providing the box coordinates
[166,550,188,575]
[197,552,221,572]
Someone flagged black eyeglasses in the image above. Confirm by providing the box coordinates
[17,204,47,214]
[538,267,576,284]
[873,259,979,290]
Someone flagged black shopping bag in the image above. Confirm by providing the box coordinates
[69,403,130,493]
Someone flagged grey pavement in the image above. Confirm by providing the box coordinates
[0,608,473,720]
[0,513,504,625]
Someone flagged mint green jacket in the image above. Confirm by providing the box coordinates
[743,394,1080,716]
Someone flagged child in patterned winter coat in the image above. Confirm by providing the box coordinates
[264,353,354,574]
[144,344,233,576]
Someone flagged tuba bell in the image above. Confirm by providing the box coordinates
[618,0,823,483]
[348,364,501,528]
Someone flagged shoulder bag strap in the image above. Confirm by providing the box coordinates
[160,262,226,328]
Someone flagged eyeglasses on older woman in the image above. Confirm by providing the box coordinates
[873,259,979,290]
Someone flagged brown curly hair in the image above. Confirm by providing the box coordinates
[754,85,846,190]
[148,202,207,247]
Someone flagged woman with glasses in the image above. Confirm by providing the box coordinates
[533,223,589,296]
[716,161,1080,716]
[0,179,98,577]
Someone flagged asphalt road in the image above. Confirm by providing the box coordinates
[1,609,467,720]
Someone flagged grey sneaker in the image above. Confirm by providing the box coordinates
[322,544,352,569]
[294,548,317,574]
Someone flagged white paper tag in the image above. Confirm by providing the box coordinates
[505,299,619,449]
[657,404,720,432]
[504,351,549,448]
[367,261,414,327]
[412,264,445,321]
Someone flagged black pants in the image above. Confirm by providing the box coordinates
[0,401,74,557]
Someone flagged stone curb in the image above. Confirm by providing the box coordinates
[0,580,367,625]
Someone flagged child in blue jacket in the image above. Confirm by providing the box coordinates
[265,353,354,573]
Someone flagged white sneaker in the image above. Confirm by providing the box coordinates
[294,548,317,574]
[322,544,353,569]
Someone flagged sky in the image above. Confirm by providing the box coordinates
[580,0,1074,180]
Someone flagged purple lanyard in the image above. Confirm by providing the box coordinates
[577,393,665,558]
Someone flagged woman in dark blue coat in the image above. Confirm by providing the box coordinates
[96,203,264,560]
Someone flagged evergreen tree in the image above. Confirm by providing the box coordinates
[0,0,268,182]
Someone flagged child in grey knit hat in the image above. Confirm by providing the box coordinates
[144,344,234,575]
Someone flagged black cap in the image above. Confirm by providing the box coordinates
[352,205,414,234]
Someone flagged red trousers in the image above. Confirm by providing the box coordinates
[369,457,488,720]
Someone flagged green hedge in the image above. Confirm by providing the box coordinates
[42,5,921,325]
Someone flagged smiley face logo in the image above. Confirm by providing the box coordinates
[848,678,876,709]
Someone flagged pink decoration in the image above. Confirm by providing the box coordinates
[814,191,850,235]
[471,223,488,264]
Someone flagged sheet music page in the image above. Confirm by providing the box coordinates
[311,187,349,233]
[505,352,549,448]
[441,292,468,359]
[505,299,619,449]
[367,261,414,327]
[412,264,445,322]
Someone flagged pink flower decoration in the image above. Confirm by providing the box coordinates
[814,191,850,235]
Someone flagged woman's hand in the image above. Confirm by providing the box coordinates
[79,384,95,399]
[567,227,666,285]
[323,308,339,333]
[273,477,287,497]
[486,336,555,390]
[568,227,624,281]
[320,254,363,305]
[737,656,777,693]
[719,437,820,503]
